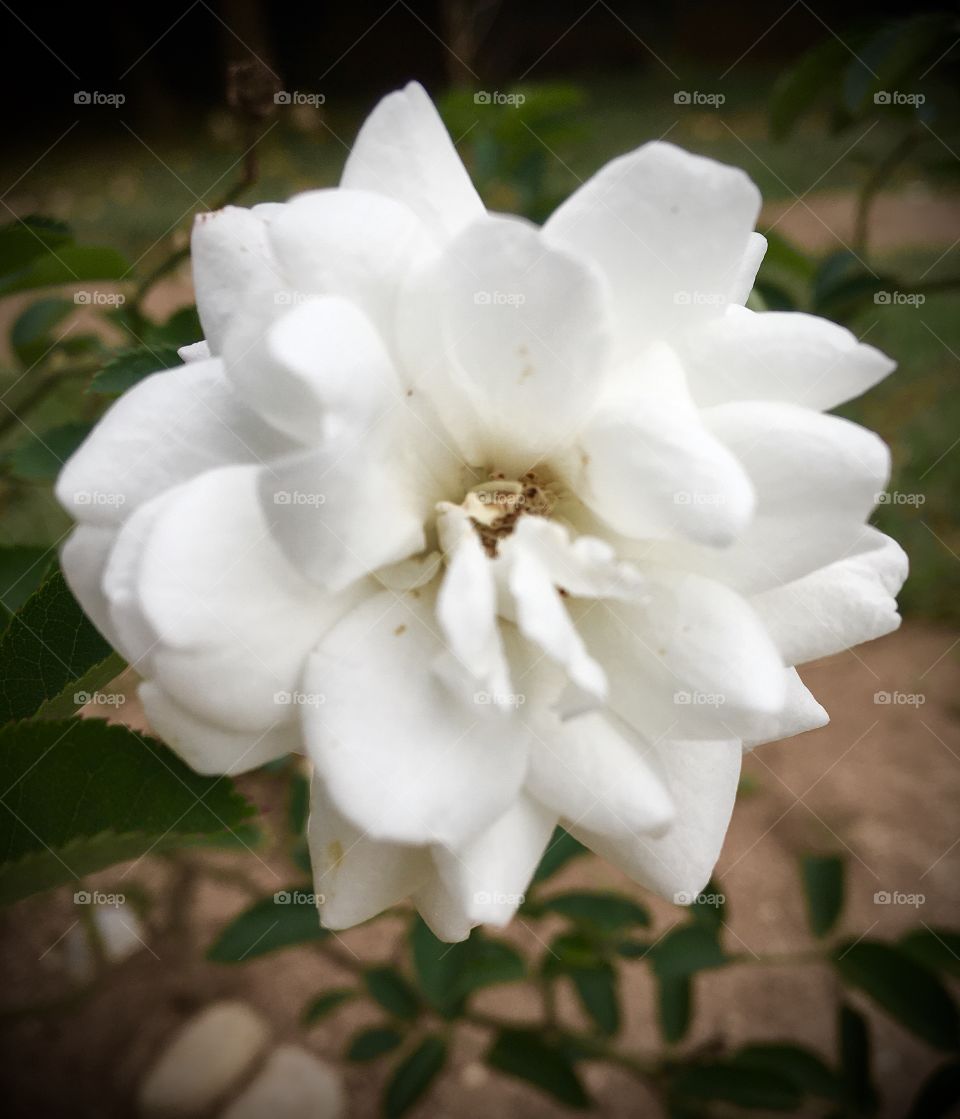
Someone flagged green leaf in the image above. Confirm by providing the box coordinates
[207,889,329,962]
[8,422,92,481]
[671,1063,802,1111]
[540,890,650,931]
[0,546,52,619]
[834,941,960,1050]
[384,1035,447,1117]
[409,920,521,1013]
[303,988,355,1024]
[769,36,853,140]
[0,719,253,904]
[839,1003,878,1116]
[689,880,726,928]
[650,923,727,980]
[364,966,421,1020]
[657,974,691,1044]
[0,216,72,276]
[348,1026,404,1062]
[906,1060,960,1119]
[33,651,126,722]
[801,854,845,937]
[732,1044,840,1099]
[532,826,588,883]
[0,565,112,725]
[543,931,605,975]
[616,939,650,959]
[811,251,892,322]
[89,344,181,394]
[11,297,74,366]
[0,244,129,296]
[570,961,620,1035]
[486,1029,589,1108]
[145,305,202,349]
[288,771,310,835]
[899,928,960,980]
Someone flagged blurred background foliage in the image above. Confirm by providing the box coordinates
[1,3,959,1117]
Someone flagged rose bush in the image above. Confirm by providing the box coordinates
[57,82,906,941]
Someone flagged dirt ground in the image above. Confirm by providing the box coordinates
[1,620,958,1118]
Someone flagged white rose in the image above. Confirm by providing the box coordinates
[57,82,906,941]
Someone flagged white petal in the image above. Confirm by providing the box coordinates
[571,373,756,546]
[505,516,647,600]
[680,306,896,411]
[308,778,430,930]
[576,573,786,742]
[576,738,741,900]
[225,295,402,445]
[728,231,767,306]
[191,203,283,352]
[544,141,760,356]
[302,589,530,848]
[140,681,297,776]
[431,794,557,926]
[434,214,612,463]
[258,440,425,593]
[742,668,828,750]
[412,876,474,943]
[341,81,484,240]
[678,403,892,591]
[60,524,117,644]
[752,527,907,664]
[525,711,674,848]
[436,504,510,699]
[136,465,341,732]
[56,358,292,526]
[503,536,607,698]
[178,340,210,363]
[267,188,433,348]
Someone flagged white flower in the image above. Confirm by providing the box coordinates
[58,82,907,941]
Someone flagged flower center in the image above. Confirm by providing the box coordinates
[461,471,556,557]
